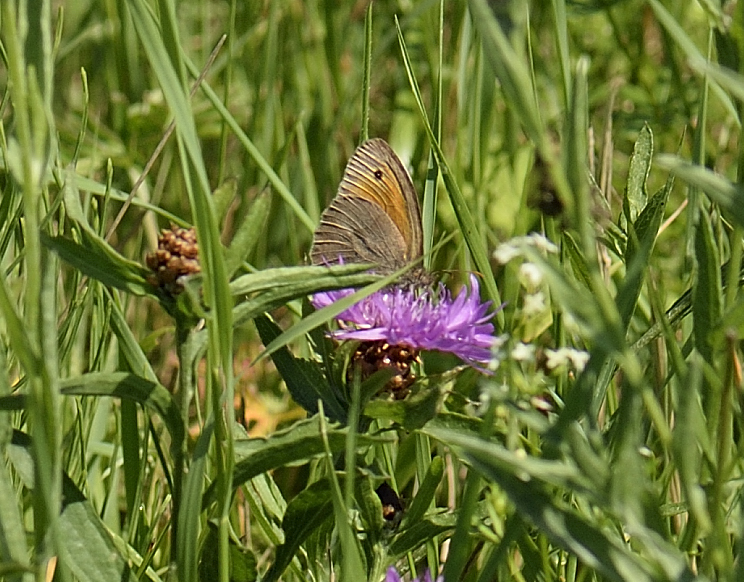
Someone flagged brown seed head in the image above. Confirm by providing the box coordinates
[348,340,419,399]
[145,226,201,295]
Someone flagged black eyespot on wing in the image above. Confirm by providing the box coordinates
[374,169,383,180]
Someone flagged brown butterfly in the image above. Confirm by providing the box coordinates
[311,138,424,274]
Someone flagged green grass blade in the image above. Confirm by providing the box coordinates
[395,18,501,308]
[655,155,744,229]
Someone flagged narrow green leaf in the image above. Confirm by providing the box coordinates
[230,416,392,490]
[199,522,258,582]
[179,421,213,582]
[467,0,542,144]
[70,173,186,225]
[606,381,646,525]
[262,480,333,582]
[389,511,456,557]
[647,0,739,124]
[566,55,592,258]
[41,232,153,297]
[623,124,653,223]
[423,427,591,493]
[0,276,41,376]
[631,179,669,250]
[229,264,374,298]
[225,190,271,278]
[551,0,571,106]
[0,459,31,578]
[360,1,373,142]
[354,478,384,546]
[562,232,593,291]
[320,411,366,581]
[434,428,695,582]
[693,213,722,361]
[395,17,502,309]
[180,54,314,233]
[655,155,744,230]
[672,357,713,534]
[213,179,238,227]
[253,314,346,422]
[58,496,138,582]
[252,266,404,364]
[59,372,184,448]
[108,298,161,383]
[618,171,672,329]
[403,456,444,527]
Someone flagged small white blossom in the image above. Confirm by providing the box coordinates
[545,348,568,370]
[522,291,546,316]
[493,234,558,264]
[528,232,559,254]
[489,334,510,371]
[545,347,590,372]
[566,349,590,371]
[488,358,502,372]
[477,387,492,409]
[530,395,554,412]
[491,333,510,350]
[518,262,543,290]
[510,342,536,362]
[493,242,521,264]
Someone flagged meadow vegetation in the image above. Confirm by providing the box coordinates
[1,1,743,581]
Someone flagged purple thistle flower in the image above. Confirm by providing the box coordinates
[312,274,498,368]
[385,566,443,582]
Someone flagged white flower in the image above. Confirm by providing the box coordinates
[522,291,546,316]
[566,349,589,371]
[491,333,510,350]
[493,234,558,264]
[545,348,568,370]
[510,342,536,362]
[488,334,510,371]
[493,242,520,264]
[518,262,543,290]
[545,347,590,372]
[528,232,559,254]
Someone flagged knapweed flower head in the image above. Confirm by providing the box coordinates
[386,566,443,582]
[311,274,498,369]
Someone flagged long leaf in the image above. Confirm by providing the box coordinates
[655,155,744,230]
[41,232,153,298]
[395,17,502,309]
[262,480,333,582]
[59,372,184,448]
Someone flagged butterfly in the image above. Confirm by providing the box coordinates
[311,138,424,276]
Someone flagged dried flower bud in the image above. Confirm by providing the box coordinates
[145,226,200,295]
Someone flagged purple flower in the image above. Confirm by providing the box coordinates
[312,274,498,368]
[385,566,443,582]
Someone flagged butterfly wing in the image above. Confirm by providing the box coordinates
[311,139,423,272]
